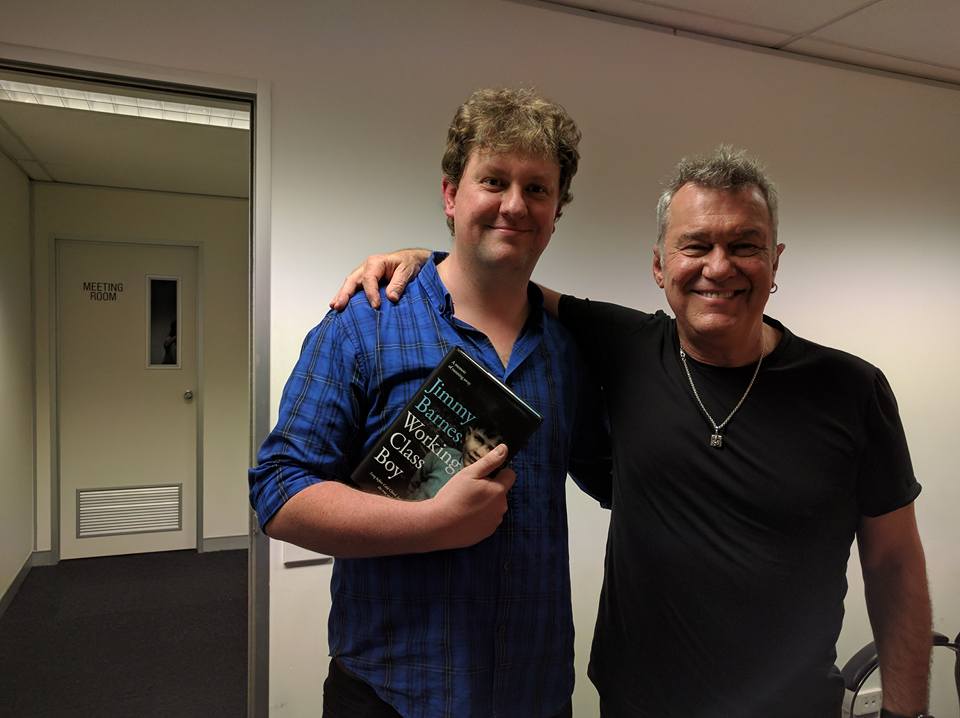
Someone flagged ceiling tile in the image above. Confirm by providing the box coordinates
[534,0,960,86]
[809,0,960,69]
[623,0,874,33]
[548,0,878,36]
[542,0,793,45]
[785,37,960,85]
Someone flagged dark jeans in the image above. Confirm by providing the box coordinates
[323,657,573,718]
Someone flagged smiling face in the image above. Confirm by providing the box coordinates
[443,149,561,277]
[653,182,784,361]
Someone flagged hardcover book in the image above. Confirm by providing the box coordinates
[350,346,542,500]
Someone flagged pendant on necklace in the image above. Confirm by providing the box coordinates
[710,433,723,449]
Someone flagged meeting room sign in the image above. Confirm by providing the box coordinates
[83,281,125,302]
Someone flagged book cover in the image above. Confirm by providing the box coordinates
[350,346,542,500]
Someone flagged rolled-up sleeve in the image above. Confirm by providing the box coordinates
[248,313,367,530]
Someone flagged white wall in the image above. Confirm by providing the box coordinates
[31,184,250,546]
[4,1,958,714]
[0,151,35,600]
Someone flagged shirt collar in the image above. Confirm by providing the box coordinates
[420,251,454,317]
[420,251,545,332]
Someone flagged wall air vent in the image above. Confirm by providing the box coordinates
[77,484,182,538]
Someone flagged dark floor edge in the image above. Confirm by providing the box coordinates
[0,553,32,621]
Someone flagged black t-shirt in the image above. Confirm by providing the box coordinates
[559,296,920,718]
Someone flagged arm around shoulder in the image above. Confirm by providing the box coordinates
[329,248,433,311]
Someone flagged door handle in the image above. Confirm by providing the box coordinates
[184,390,194,401]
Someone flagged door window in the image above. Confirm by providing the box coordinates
[148,276,179,368]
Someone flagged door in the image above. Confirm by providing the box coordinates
[57,239,198,560]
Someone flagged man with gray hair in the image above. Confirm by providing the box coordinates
[333,146,932,717]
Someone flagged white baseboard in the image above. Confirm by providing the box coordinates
[201,534,248,552]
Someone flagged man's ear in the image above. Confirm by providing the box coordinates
[551,207,563,234]
[773,242,785,276]
[442,177,458,220]
[652,244,665,288]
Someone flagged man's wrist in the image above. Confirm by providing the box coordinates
[408,497,446,552]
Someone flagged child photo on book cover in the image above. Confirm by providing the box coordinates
[407,423,504,500]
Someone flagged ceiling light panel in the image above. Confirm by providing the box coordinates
[0,80,250,130]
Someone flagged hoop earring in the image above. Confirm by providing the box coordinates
[770,283,778,294]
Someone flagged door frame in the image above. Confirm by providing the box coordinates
[53,237,203,556]
[0,45,272,718]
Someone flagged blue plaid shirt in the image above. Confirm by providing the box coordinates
[250,253,608,718]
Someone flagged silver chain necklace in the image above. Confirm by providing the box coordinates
[679,342,764,449]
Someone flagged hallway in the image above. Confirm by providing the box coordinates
[0,549,247,717]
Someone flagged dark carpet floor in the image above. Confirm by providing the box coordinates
[0,549,247,718]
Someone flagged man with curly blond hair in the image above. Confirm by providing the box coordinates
[250,88,609,718]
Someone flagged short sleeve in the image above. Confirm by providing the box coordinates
[248,313,367,530]
[856,369,921,517]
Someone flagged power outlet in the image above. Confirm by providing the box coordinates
[852,687,883,716]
